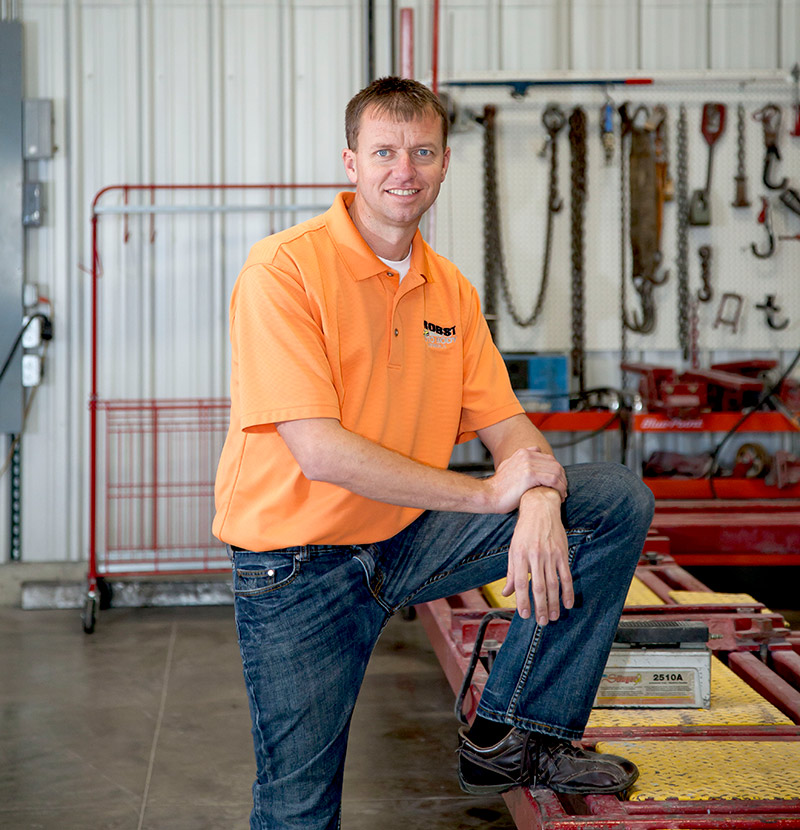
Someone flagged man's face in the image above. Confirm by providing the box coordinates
[342,106,450,238]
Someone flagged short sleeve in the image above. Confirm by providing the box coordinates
[232,263,341,431]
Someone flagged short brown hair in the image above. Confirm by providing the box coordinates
[345,76,449,151]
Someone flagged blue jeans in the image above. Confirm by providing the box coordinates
[232,462,654,829]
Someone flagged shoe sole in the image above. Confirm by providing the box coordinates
[458,771,637,797]
[536,780,636,795]
[457,771,513,796]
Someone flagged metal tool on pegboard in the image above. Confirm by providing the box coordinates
[790,63,800,137]
[622,105,667,335]
[755,294,789,330]
[752,196,776,258]
[731,103,751,208]
[754,103,788,190]
[689,102,726,226]
[713,292,744,333]
[697,245,713,303]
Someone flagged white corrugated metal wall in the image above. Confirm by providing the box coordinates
[2,0,799,563]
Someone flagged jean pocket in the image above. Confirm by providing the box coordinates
[233,554,301,597]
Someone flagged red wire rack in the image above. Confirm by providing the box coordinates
[97,398,230,576]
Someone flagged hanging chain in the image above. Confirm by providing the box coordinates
[676,105,691,360]
[736,103,746,178]
[481,105,500,341]
[732,103,751,208]
[697,244,712,303]
[569,107,588,395]
[689,295,700,370]
[619,106,630,372]
[482,104,565,330]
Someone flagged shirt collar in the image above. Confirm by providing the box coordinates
[325,191,433,283]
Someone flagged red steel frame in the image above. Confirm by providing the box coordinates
[87,183,350,602]
[527,412,800,565]
[503,787,800,830]
[417,557,800,829]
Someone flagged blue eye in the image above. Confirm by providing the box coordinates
[377,149,389,157]
[418,149,431,157]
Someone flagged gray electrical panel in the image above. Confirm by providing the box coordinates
[0,21,24,433]
[23,98,54,160]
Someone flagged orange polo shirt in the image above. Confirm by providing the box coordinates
[213,191,522,550]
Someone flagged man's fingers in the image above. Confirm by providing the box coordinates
[558,558,575,610]
[501,562,533,619]
[516,553,571,625]
[545,565,561,621]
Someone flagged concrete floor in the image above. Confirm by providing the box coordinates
[0,605,514,830]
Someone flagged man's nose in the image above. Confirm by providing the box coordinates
[393,151,416,179]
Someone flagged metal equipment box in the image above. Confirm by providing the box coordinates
[594,620,712,708]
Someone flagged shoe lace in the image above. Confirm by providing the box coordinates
[525,734,574,789]
[521,731,538,787]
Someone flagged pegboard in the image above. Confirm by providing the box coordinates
[434,73,800,374]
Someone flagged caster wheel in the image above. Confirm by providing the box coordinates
[82,595,97,634]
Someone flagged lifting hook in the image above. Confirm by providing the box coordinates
[540,104,566,212]
[624,275,656,334]
[753,104,788,190]
[755,294,789,330]
[697,245,713,302]
[751,197,775,259]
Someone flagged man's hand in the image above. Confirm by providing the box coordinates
[501,488,573,624]
[484,447,567,514]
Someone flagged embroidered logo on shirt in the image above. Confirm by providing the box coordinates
[423,319,457,349]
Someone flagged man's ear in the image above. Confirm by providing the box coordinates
[441,146,451,182]
[342,148,358,184]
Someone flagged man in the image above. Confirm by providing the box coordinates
[214,76,654,829]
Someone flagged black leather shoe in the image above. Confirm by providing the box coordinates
[457,727,638,795]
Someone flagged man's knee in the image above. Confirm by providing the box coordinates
[613,463,654,521]
[566,462,654,539]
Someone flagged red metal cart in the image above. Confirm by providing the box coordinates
[84,183,350,632]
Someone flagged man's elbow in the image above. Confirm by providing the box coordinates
[297,453,333,484]
[276,420,341,484]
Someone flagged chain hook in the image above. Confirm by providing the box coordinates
[751,197,776,258]
[624,276,656,333]
[541,105,565,213]
[753,104,788,190]
[539,104,565,158]
[542,103,567,136]
[755,294,789,330]
[697,245,713,302]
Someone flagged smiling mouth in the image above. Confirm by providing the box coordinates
[386,188,420,196]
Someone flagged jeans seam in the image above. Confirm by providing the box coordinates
[352,554,393,616]
[235,608,270,785]
[396,543,509,609]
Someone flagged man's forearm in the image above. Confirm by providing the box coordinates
[277,416,566,516]
[277,417,493,513]
[478,414,558,478]
[479,414,566,518]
